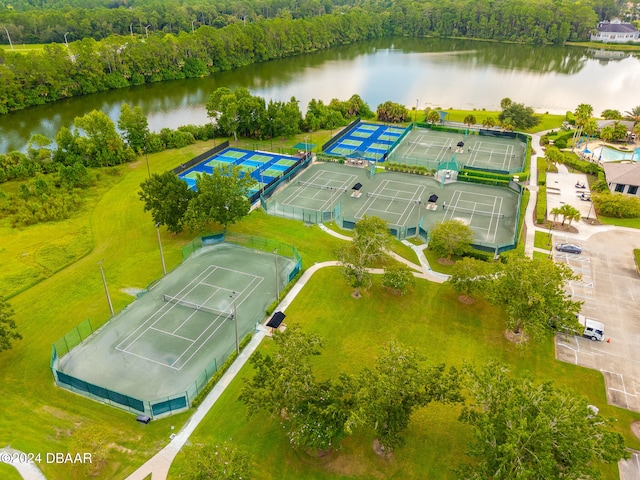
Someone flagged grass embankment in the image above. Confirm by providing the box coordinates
[0,43,46,53]
[567,41,640,51]
[634,249,640,274]
[441,109,565,133]
[598,216,640,229]
[168,269,639,480]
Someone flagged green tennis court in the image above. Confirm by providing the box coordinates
[223,150,246,159]
[276,159,297,167]
[249,154,272,162]
[341,139,363,147]
[53,241,298,416]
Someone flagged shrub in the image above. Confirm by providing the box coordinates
[536,186,547,224]
[381,265,415,295]
[592,192,640,218]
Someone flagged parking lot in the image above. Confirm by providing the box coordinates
[554,229,640,412]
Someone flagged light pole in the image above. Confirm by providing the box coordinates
[230,292,239,354]
[156,223,167,276]
[586,201,594,221]
[145,25,151,38]
[415,98,419,123]
[2,26,13,50]
[274,248,280,301]
[98,260,115,316]
[64,32,70,48]
[191,20,196,33]
[129,23,134,37]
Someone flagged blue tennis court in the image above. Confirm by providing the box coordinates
[178,148,302,194]
[325,122,410,162]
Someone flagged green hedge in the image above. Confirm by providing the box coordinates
[560,153,602,175]
[536,186,547,224]
[191,333,253,409]
[385,163,436,176]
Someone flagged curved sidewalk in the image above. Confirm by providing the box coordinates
[0,448,47,480]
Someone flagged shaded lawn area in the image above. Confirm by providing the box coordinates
[169,269,639,479]
[534,230,553,250]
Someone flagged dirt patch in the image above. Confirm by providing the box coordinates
[437,258,454,265]
[458,295,475,305]
[632,421,640,440]
[504,329,529,344]
[533,218,578,234]
[122,287,144,297]
[373,439,394,459]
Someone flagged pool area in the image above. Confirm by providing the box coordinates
[589,146,639,162]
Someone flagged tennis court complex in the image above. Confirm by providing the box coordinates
[388,126,527,174]
[178,147,300,194]
[324,122,409,161]
[262,163,520,249]
[52,240,298,417]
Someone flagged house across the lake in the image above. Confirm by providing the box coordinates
[603,162,640,197]
[591,19,640,43]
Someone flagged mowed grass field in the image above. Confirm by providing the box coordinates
[168,269,640,479]
[0,43,46,53]
[1,137,638,479]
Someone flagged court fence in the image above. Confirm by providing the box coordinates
[172,141,230,175]
[321,118,361,152]
[335,211,425,242]
[52,234,302,418]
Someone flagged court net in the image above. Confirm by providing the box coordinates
[444,205,505,219]
[367,191,422,204]
[298,180,346,192]
[161,294,233,319]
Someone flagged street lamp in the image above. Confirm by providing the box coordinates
[2,26,13,50]
[229,292,239,354]
[98,260,115,316]
[586,202,594,221]
[129,23,134,37]
[274,248,280,302]
[415,99,419,123]
[145,25,151,38]
[191,20,196,33]
[155,223,166,276]
[64,32,70,48]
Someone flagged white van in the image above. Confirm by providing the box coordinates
[578,314,604,342]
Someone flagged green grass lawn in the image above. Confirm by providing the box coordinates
[598,216,640,229]
[534,230,553,250]
[442,109,565,133]
[1,137,637,479]
[634,249,640,273]
[1,43,46,53]
[168,269,639,480]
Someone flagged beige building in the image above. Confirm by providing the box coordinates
[591,19,640,43]
[603,162,640,197]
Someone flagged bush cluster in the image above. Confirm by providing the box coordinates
[592,192,640,218]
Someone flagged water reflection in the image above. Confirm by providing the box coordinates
[0,37,639,153]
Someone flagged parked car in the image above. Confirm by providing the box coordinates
[555,243,582,254]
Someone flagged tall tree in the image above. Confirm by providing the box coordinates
[183,164,256,231]
[573,103,593,128]
[352,341,462,454]
[448,257,496,303]
[488,256,582,341]
[428,219,474,260]
[463,114,477,127]
[625,105,640,125]
[498,101,539,130]
[376,101,409,123]
[138,171,195,233]
[558,204,580,226]
[337,216,392,297]
[74,110,133,167]
[117,103,149,154]
[239,326,354,453]
[459,362,628,480]
[0,296,21,352]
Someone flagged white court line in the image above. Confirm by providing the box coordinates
[171,275,264,369]
[149,326,197,342]
[117,265,263,369]
[354,179,422,220]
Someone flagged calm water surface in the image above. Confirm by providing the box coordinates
[1,37,639,153]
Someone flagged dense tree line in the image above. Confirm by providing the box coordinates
[0,0,621,114]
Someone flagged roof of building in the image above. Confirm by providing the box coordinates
[603,162,640,186]
[595,119,635,130]
[596,22,639,34]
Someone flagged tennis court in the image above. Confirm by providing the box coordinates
[178,147,300,194]
[325,122,409,161]
[53,242,297,415]
[387,126,527,174]
[354,179,425,227]
[442,189,509,244]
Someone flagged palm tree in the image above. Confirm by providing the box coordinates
[482,116,496,129]
[463,114,477,127]
[625,105,640,125]
[559,204,580,226]
[574,103,593,128]
[550,207,562,224]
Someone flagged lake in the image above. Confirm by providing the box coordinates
[1,37,639,153]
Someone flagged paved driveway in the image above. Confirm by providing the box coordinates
[555,228,640,412]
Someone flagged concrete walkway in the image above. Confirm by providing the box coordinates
[0,448,47,480]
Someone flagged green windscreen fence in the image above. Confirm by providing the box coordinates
[53,319,93,358]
